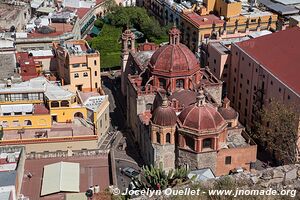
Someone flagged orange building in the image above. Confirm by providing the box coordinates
[53,40,101,93]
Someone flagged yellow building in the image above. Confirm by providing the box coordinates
[0,77,109,136]
[53,40,101,93]
[179,0,277,52]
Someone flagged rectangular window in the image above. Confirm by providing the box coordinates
[224,64,228,69]
[82,63,87,67]
[94,60,97,65]
[22,93,29,100]
[95,71,97,76]
[2,121,8,128]
[14,112,22,115]
[73,64,80,68]
[225,156,231,165]
[12,120,20,127]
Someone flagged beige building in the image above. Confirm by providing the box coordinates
[53,40,101,93]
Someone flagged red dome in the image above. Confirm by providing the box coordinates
[149,43,199,76]
[152,98,177,126]
[178,103,226,133]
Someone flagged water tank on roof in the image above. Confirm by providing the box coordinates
[94,185,100,193]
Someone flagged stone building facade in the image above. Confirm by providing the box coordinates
[121,27,257,176]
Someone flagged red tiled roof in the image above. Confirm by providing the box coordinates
[34,104,50,115]
[178,103,226,133]
[183,13,224,27]
[236,27,300,95]
[150,43,200,76]
[76,8,90,19]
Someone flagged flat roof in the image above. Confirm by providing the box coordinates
[236,27,300,96]
[41,162,80,196]
[21,154,110,200]
[259,0,299,15]
[183,13,224,27]
[0,171,16,187]
[0,77,75,101]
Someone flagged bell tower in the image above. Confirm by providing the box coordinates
[169,25,181,45]
[121,28,135,96]
[150,97,177,171]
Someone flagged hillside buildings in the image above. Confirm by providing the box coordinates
[0,76,109,153]
[121,27,256,176]
[53,40,102,93]
[146,0,277,53]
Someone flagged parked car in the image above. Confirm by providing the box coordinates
[121,167,140,178]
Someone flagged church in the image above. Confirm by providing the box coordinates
[120,26,257,176]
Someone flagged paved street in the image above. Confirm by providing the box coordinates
[101,75,145,192]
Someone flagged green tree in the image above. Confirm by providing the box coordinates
[102,0,118,12]
[106,7,169,44]
[253,100,299,164]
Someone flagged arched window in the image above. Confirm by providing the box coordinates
[156,132,161,144]
[74,73,79,78]
[159,78,166,89]
[61,100,69,107]
[166,133,171,143]
[186,136,194,151]
[176,79,184,88]
[146,103,152,110]
[51,101,59,108]
[24,120,32,126]
[203,138,213,149]
[83,72,88,77]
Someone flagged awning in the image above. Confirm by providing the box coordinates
[41,162,80,196]
[1,104,33,113]
[89,26,101,36]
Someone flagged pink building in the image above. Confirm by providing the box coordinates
[228,27,300,128]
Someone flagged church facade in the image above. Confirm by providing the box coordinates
[121,26,257,176]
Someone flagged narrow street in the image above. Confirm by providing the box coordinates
[101,75,145,193]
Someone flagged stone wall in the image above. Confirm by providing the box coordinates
[153,144,175,171]
[178,148,217,173]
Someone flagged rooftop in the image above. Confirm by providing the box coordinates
[183,13,224,27]
[236,27,300,96]
[2,122,94,141]
[0,77,75,101]
[0,171,16,187]
[21,152,110,200]
[0,54,20,83]
[0,3,26,22]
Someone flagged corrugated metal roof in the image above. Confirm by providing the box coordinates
[274,0,300,5]
[259,0,299,15]
[41,162,80,196]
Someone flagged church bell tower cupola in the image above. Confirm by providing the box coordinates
[169,25,181,45]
